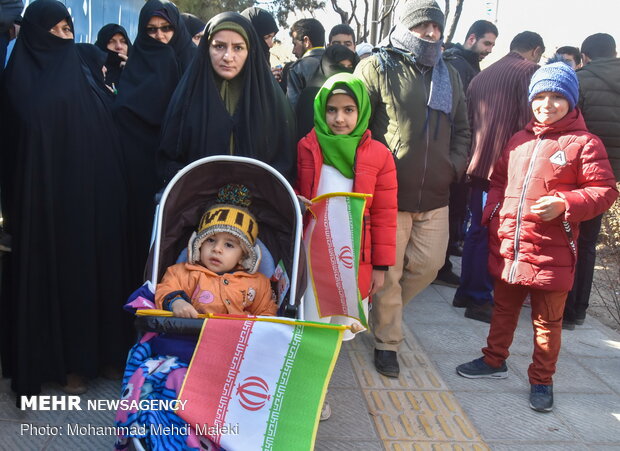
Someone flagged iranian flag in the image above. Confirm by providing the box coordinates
[303,192,369,327]
[177,316,343,451]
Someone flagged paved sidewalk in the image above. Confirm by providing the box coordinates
[1,261,620,449]
[317,272,620,450]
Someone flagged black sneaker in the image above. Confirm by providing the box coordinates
[452,294,472,308]
[432,270,460,288]
[575,313,586,325]
[374,349,399,378]
[456,357,507,379]
[529,384,553,412]
[464,302,493,323]
[562,320,576,330]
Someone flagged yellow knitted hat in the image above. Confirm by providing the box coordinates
[188,184,261,272]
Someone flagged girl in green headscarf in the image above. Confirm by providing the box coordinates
[295,71,398,336]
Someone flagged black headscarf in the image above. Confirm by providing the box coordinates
[113,0,197,286]
[94,23,133,87]
[241,7,278,63]
[318,44,359,79]
[158,12,296,183]
[115,0,195,125]
[296,44,360,140]
[0,0,131,397]
[181,12,206,38]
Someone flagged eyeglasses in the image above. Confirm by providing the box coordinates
[146,25,174,35]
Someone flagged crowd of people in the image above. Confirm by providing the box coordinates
[0,0,618,422]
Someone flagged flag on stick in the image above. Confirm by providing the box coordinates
[303,192,370,327]
[177,316,344,451]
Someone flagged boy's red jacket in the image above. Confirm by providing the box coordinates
[482,109,618,291]
[295,129,398,298]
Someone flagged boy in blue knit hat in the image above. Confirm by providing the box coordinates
[455,62,618,412]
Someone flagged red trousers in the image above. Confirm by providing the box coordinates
[482,279,568,385]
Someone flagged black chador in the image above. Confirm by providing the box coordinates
[158,12,296,186]
[0,0,132,397]
[113,0,196,285]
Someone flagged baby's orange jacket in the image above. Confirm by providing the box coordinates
[155,263,277,316]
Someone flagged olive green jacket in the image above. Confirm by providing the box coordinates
[354,47,470,212]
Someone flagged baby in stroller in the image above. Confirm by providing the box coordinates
[156,184,277,318]
[115,158,304,450]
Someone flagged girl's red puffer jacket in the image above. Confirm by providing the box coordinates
[295,129,398,298]
[482,109,618,292]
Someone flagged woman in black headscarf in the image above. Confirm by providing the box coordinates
[181,12,206,46]
[240,7,278,63]
[94,23,132,90]
[296,44,360,140]
[0,0,132,397]
[158,12,295,183]
[114,0,196,286]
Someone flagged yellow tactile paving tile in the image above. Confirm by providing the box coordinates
[348,330,489,449]
[363,388,481,442]
[384,442,491,451]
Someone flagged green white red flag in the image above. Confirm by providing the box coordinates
[177,316,344,450]
[303,192,370,327]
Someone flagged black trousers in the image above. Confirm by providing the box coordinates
[440,179,468,273]
[563,213,603,322]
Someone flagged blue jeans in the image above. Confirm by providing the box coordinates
[455,186,493,305]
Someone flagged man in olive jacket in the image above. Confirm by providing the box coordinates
[355,0,470,377]
[563,33,620,329]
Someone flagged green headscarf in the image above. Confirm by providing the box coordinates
[313,73,371,179]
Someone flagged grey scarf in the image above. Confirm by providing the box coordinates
[388,23,452,115]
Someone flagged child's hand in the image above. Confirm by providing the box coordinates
[297,195,312,207]
[172,299,199,318]
[370,270,385,296]
[531,196,566,221]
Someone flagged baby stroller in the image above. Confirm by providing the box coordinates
[116,156,305,450]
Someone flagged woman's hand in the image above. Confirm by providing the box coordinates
[172,299,199,318]
[118,52,128,68]
[369,270,385,296]
[531,196,566,221]
[271,65,283,82]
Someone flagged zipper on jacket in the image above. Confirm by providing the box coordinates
[418,70,431,210]
[508,136,545,283]
[488,202,501,221]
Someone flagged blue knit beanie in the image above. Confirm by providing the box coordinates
[528,62,579,110]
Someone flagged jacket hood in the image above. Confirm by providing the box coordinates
[526,108,588,136]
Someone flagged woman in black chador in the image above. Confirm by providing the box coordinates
[158,12,296,185]
[240,7,278,63]
[0,0,132,397]
[94,23,132,90]
[113,0,195,286]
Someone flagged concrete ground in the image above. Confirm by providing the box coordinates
[1,257,619,450]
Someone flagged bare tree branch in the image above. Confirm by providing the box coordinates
[331,0,349,23]
[361,0,369,42]
[445,0,464,44]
